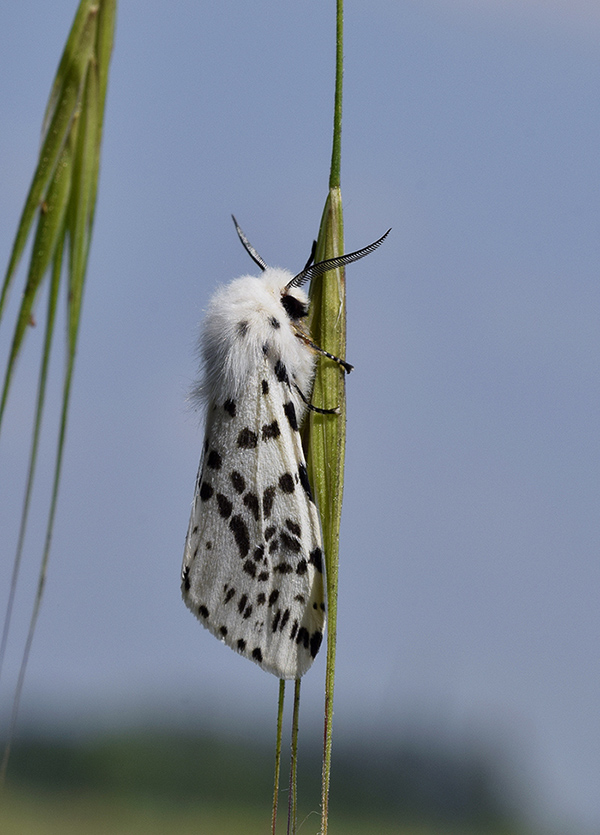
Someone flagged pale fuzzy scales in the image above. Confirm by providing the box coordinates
[182,268,326,679]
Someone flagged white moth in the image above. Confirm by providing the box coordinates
[182,217,389,679]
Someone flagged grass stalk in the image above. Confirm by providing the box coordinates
[287,678,301,835]
[307,2,346,831]
[271,680,286,835]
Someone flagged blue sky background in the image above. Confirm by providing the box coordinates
[1,2,599,831]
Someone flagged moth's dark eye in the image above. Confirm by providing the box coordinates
[281,293,308,321]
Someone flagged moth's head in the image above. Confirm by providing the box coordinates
[231,216,313,324]
[258,267,310,323]
[280,286,309,321]
[231,214,390,322]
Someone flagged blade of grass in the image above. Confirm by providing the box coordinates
[0,142,74,429]
[0,147,71,681]
[2,82,97,760]
[302,2,346,833]
[0,0,116,776]
[305,189,346,835]
[0,235,64,784]
[42,1,101,138]
[89,0,116,225]
[0,2,98,324]
[67,50,98,344]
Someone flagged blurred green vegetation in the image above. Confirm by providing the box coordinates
[1,728,527,834]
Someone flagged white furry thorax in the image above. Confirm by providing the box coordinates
[197,267,316,409]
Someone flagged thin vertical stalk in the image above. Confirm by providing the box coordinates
[1,235,80,779]
[0,149,71,684]
[0,239,63,785]
[329,0,343,190]
[287,678,301,835]
[305,2,346,832]
[271,680,286,835]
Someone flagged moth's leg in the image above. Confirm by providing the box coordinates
[294,384,340,416]
[294,332,354,374]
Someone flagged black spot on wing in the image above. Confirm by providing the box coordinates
[182,566,190,592]
[224,587,235,604]
[252,647,263,663]
[298,464,314,502]
[216,494,233,518]
[237,638,246,652]
[243,560,256,577]
[262,379,269,395]
[309,547,323,573]
[310,630,323,658]
[243,492,260,521]
[223,399,236,417]
[285,519,301,536]
[268,589,279,606]
[261,420,280,441]
[264,525,276,541]
[263,487,276,517]
[198,604,209,619]
[280,531,301,553]
[237,427,258,448]
[230,470,245,493]
[229,515,250,558]
[274,561,293,574]
[274,360,288,384]
[199,482,213,501]
[296,559,307,576]
[207,449,222,470]
[279,473,295,494]
[296,627,309,649]
[283,401,298,431]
